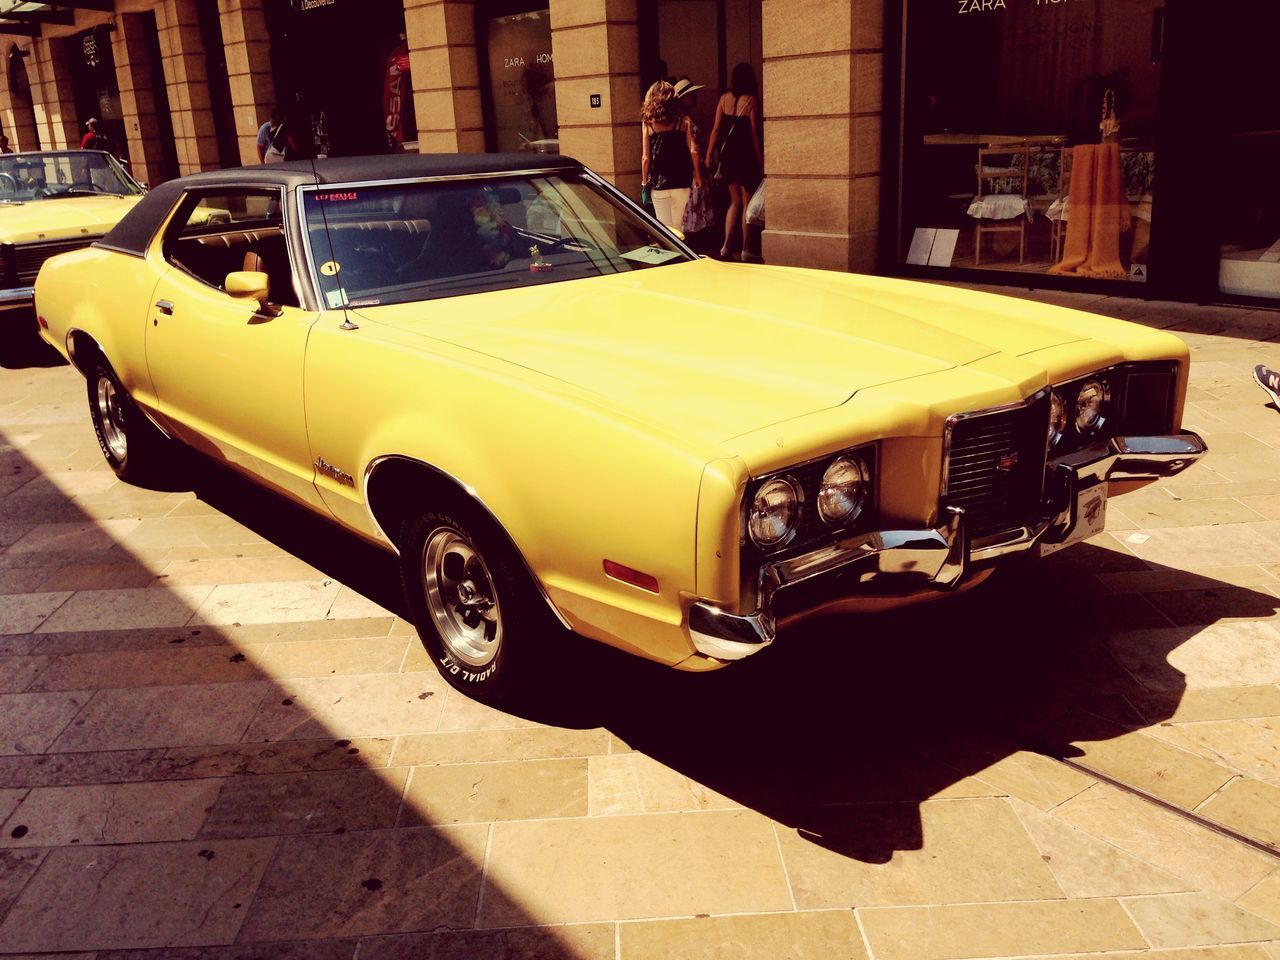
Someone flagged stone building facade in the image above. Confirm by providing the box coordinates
[0,0,885,276]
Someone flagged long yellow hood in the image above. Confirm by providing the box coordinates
[0,195,142,243]
[356,260,1092,444]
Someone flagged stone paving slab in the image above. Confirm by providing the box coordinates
[1,289,1279,956]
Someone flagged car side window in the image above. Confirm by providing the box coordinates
[163,190,299,309]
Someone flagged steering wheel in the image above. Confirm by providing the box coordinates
[0,173,16,196]
[67,180,109,194]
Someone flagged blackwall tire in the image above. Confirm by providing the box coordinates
[87,359,169,484]
[400,504,555,705]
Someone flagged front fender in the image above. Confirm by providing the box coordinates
[304,322,713,666]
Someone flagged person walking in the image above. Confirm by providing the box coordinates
[705,63,763,260]
[673,77,714,241]
[256,109,283,163]
[0,135,12,154]
[80,118,112,152]
[641,81,702,233]
[258,108,301,164]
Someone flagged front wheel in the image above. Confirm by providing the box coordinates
[87,359,170,483]
[400,505,555,704]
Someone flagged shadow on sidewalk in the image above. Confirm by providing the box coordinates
[177,459,1280,865]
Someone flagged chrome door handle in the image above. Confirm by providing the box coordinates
[155,300,174,316]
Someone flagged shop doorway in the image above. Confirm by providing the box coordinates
[263,0,416,159]
[6,46,39,151]
[66,25,127,162]
[640,0,762,154]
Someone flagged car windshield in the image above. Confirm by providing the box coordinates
[302,173,692,309]
[0,151,142,203]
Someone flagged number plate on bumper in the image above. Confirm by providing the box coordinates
[1036,482,1107,557]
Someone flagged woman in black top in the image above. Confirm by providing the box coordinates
[705,63,764,260]
[641,81,702,232]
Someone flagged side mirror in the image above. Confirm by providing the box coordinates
[225,271,279,317]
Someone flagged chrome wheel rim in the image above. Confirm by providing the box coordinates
[96,376,128,462]
[422,527,502,668]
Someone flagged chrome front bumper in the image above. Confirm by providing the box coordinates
[0,287,35,312]
[688,431,1207,661]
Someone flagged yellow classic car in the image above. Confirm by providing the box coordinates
[34,153,1205,703]
[1,151,146,356]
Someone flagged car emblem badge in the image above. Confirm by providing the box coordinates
[996,451,1019,472]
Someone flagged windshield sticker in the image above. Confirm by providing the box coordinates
[316,191,359,202]
[346,297,382,308]
[320,261,341,276]
[324,289,347,310]
[621,245,682,266]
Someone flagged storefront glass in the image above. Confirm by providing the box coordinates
[483,8,557,154]
[899,0,1163,286]
[1215,19,1280,300]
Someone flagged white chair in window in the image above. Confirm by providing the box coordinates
[969,146,1030,265]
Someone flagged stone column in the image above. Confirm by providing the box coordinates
[548,0,642,197]
[760,0,884,273]
[220,0,276,166]
[28,37,80,150]
[111,14,169,187]
[0,46,34,151]
[154,0,221,174]
[404,0,484,153]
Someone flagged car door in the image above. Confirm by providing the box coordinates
[145,187,325,509]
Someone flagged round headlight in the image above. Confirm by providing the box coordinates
[748,477,799,548]
[1048,389,1068,447]
[818,456,868,525]
[1075,379,1108,434]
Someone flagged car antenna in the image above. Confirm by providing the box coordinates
[309,156,358,331]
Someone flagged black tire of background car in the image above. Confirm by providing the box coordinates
[87,359,170,484]
[400,502,558,705]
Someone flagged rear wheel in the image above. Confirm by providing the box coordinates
[87,359,170,483]
[400,502,556,704]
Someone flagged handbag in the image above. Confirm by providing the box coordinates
[681,182,714,234]
[711,96,740,182]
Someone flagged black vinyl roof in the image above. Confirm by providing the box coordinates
[100,152,582,258]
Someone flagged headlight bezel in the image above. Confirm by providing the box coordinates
[747,476,802,550]
[1047,361,1179,459]
[741,443,878,558]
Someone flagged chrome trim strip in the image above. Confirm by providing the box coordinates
[362,454,573,631]
[0,286,35,306]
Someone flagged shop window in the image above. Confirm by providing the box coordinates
[900,0,1164,286]
[481,6,558,154]
[1215,19,1280,300]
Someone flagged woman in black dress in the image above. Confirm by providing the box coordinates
[705,63,763,260]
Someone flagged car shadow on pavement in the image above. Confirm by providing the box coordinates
[171,464,1280,865]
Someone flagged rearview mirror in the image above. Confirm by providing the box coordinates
[225,271,279,317]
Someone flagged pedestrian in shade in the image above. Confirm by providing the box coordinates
[640,81,702,233]
[705,63,763,260]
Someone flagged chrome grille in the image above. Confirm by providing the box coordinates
[944,392,1050,538]
[10,238,98,285]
